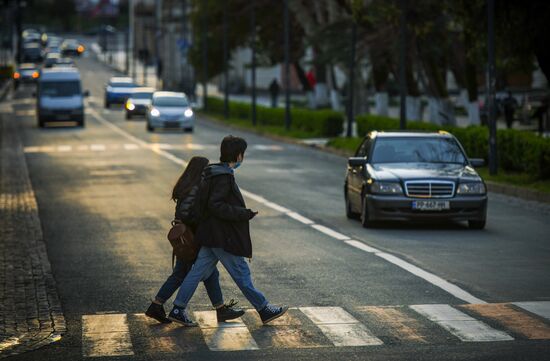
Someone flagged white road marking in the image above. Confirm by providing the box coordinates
[252,144,284,151]
[77,145,90,151]
[90,144,106,151]
[311,224,350,241]
[262,201,291,213]
[123,143,140,150]
[57,145,72,152]
[82,314,134,357]
[410,304,513,342]
[344,240,379,253]
[286,212,314,225]
[89,110,488,305]
[376,253,486,304]
[513,301,550,321]
[194,311,259,351]
[300,307,383,347]
[90,169,136,176]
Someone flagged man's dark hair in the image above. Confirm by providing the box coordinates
[220,135,247,163]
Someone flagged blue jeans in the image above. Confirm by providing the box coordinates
[173,247,269,311]
[155,258,224,308]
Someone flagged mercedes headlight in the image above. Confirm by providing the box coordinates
[371,182,403,195]
[184,108,193,118]
[150,108,160,117]
[457,182,486,195]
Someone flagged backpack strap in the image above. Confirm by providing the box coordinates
[172,250,176,270]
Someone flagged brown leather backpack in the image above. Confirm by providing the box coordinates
[167,220,199,266]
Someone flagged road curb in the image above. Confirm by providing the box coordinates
[0,113,66,358]
[199,112,550,204]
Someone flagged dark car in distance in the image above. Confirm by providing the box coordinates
[344,131,487,229]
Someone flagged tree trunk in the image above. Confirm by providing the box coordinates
[428,97,455,126]
[375,92,389,116]
[406,96,421,121]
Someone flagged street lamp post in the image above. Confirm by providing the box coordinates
[250,2,257,126]
[129,0,135,79]
[201,6,208,111]
[399,0,408,130]
[487,0,497,175]
[283,0,291,130]
[223,1,229,119]
[346,22,357,138]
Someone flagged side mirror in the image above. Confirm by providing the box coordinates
[83,90,90,97]
[348,157,367,167]
[470,158,485,168]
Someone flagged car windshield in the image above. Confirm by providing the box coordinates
[371,137,467,164]
[110,82,135,88]
[132,92,153,99]
[153,96,188,107]
[41,81,81,97]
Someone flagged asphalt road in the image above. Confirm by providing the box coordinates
[4,51,550,361]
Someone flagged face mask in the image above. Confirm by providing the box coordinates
[234,161,241,169]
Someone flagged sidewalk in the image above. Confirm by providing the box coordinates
[0,110,65,358]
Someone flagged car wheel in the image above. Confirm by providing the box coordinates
[147,123,154,132]
[345,190,360,220]
[468,220,486,230]
[38,117,45,128]
[184,127,194,133]
[104,100,110,108]
[126,112,131,120]
[360,196,373,228]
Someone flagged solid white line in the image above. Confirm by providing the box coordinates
[345,240,379,253]
[300,307,383,347]
[90,144,106,151]
[123,143,139,150]
[57,145,71,152]
[286,212,314,225]
[410,304,513,342]
[513,301,550,321]
[376,253,487,304]
[90,111,488,305]
[311,224,350,241]
[262,201,291,213]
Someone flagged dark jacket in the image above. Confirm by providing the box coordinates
[175,184,199,232]
[194,164,254,257]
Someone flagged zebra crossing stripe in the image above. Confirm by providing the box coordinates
[460,303,550,340]
[356,306,429,343]
[194,311,259,351]
[410,304,514,342]
[82,314,134,357]
[513,301,550,321]
[300,307,383,347]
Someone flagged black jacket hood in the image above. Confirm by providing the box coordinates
[203,163,233,179]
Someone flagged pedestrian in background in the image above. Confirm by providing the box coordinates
[503,91,517,129]
[269,78,280,108]
[145,156,244,324]
[168,136,288,326]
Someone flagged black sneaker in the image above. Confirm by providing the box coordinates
[145,302,171,324]
[216,299,245,322]
[258,304,289,325]
[167,306,198,327]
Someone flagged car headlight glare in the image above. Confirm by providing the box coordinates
[126,101,135,111]
[150,108,160,117]
[371,182,403,195]
[184,108,193,118]
[457,182,486,195]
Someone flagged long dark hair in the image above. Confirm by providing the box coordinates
[171,156,209,202]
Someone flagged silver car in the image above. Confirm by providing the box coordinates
[146,91,195,132]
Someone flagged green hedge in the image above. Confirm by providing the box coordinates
[204,96,344,137]
[355,114,550,180]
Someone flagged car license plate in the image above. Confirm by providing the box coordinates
[165,121,180,128]
[56,114,70,120]
[412,200,450,211]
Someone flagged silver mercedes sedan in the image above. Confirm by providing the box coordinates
[146,91,195,132]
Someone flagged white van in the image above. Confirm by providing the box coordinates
[36,68,89,127]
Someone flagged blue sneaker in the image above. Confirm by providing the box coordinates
[258,304,288,325]
[167,306,198,327]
